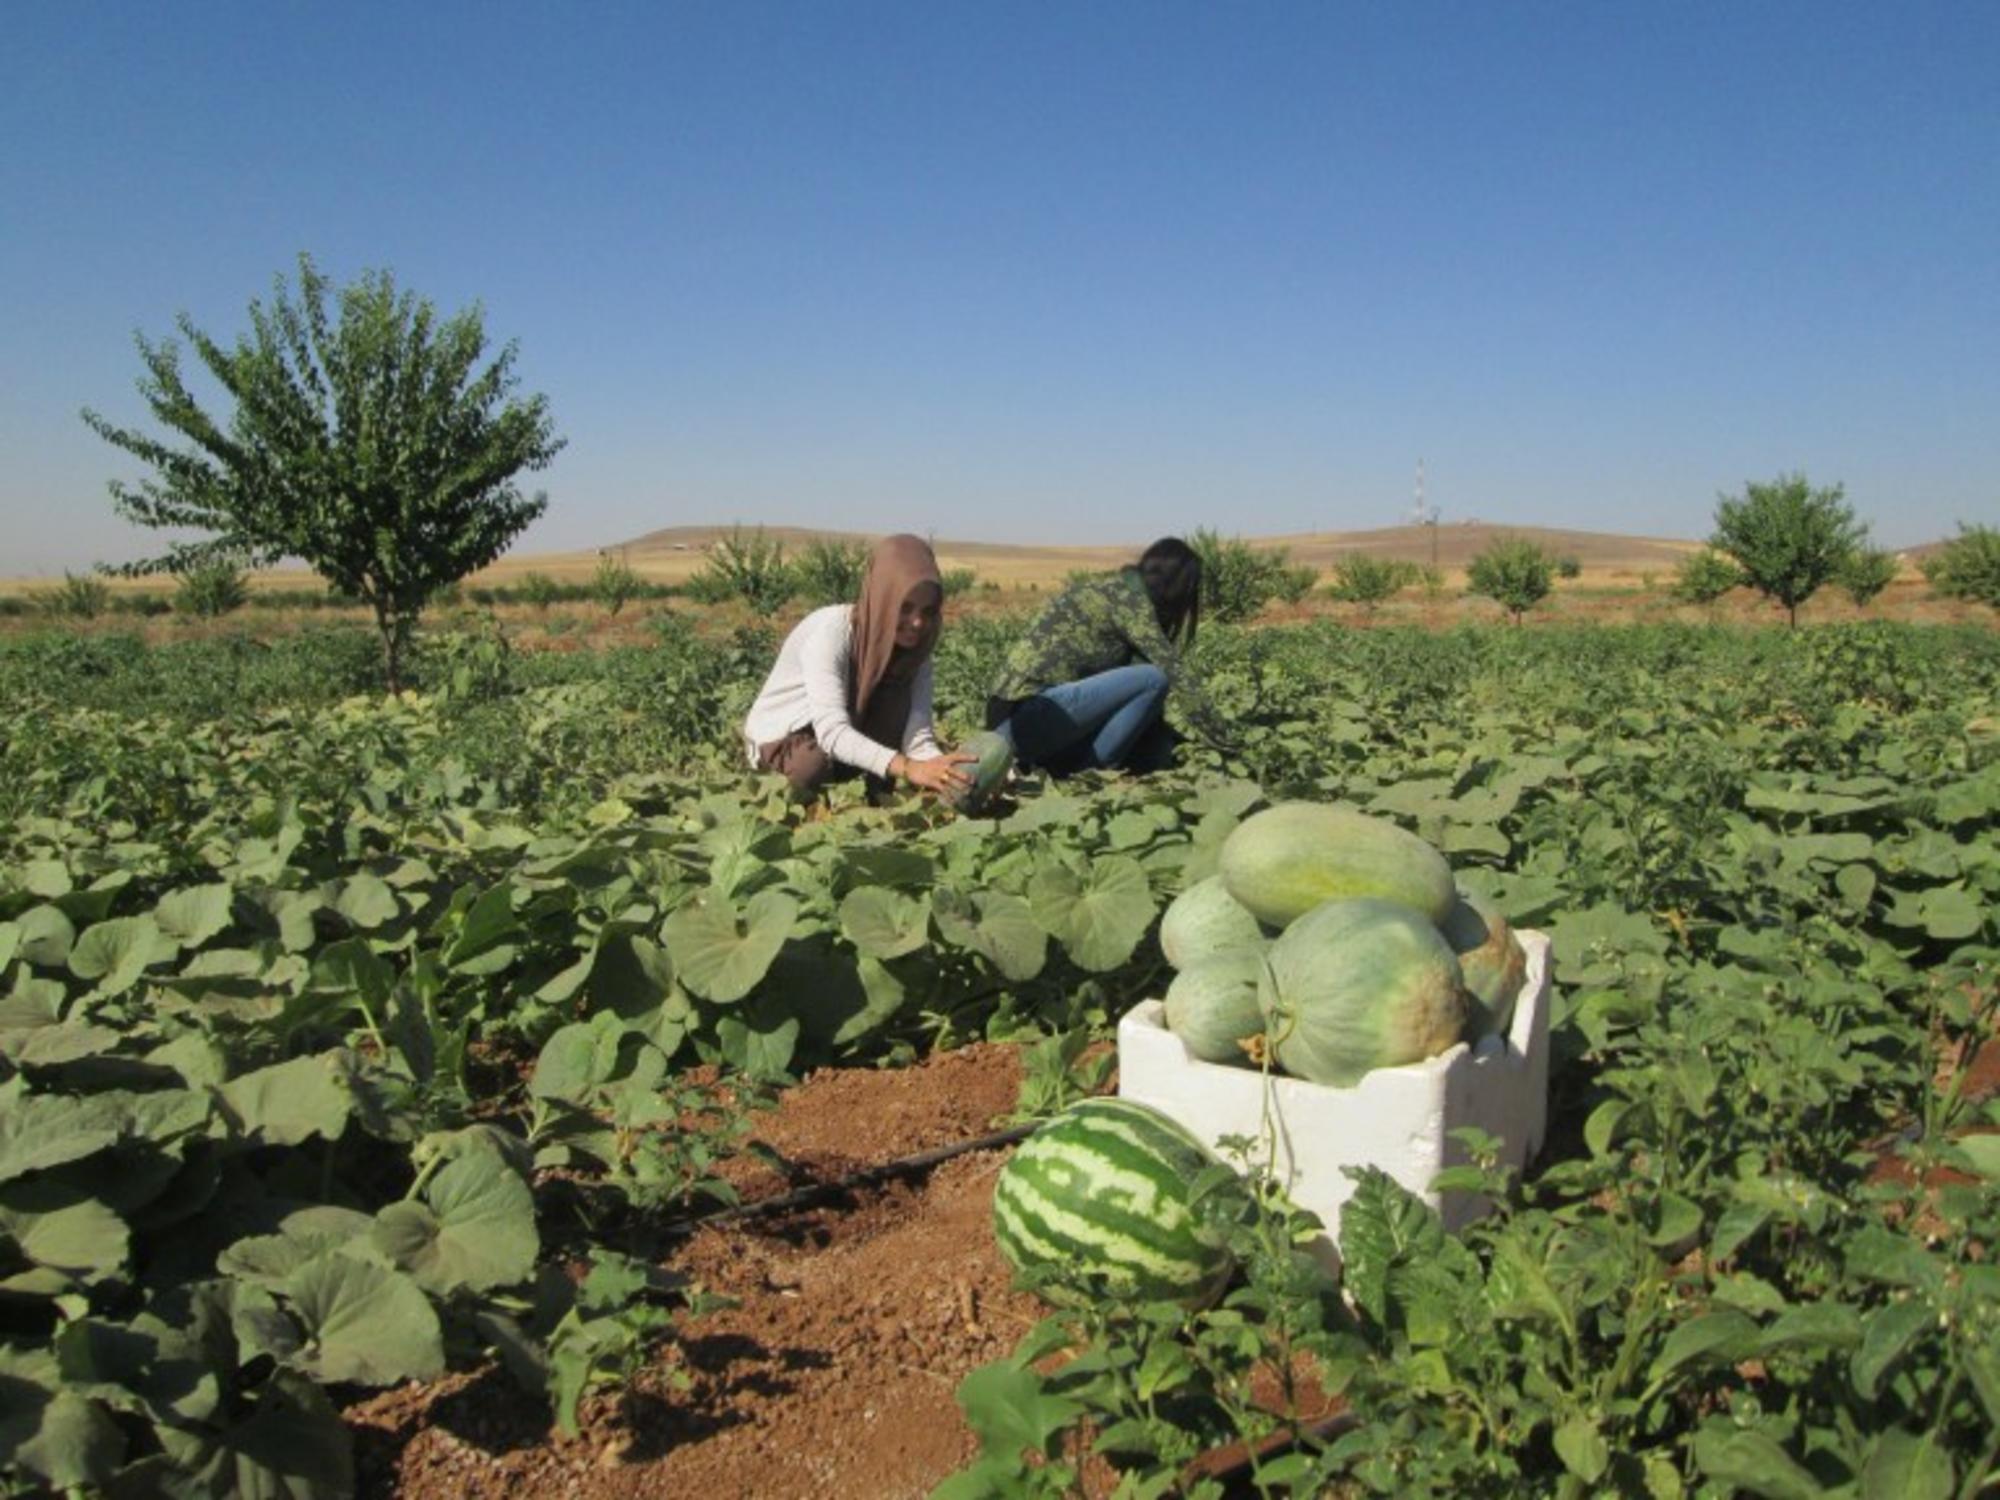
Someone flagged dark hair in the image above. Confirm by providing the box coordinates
[1134,537,1202,646]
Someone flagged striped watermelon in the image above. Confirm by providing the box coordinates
[991,1097,1236,1309]
[942,730,1014,813]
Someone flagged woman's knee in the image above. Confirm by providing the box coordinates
[759,731,839,799]
[785,758,836,799]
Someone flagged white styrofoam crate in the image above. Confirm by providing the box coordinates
[1117,931,1551,1262]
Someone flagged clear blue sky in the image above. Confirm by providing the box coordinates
[4,1,1995,572]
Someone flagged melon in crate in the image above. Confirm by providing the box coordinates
[1159,874,1267,970]
[1220,801,1456,928]
[1259,898,1468,1088]
[1440,889,1528,1038]
[1163,948,1266,1066]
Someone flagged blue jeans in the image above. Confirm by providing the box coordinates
[997,665,1172,775]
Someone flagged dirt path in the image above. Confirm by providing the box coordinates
[349,1043,1040,1498]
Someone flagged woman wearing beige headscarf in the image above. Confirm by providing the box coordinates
[743,534,975,799]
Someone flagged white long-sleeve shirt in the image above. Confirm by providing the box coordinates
[741,604,942,778]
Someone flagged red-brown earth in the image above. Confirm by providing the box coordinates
[347,1042,1046,1499]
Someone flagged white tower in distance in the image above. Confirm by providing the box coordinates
[1411,459,1440,571]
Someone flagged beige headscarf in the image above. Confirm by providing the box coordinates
[850,534,943,749]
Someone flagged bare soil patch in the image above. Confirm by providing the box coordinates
[348,1042,1040,1500]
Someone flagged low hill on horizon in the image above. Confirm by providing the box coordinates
[559,520,1704,584]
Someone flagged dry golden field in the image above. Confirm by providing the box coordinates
[472,521,1709,591]
[4,522,1983,641]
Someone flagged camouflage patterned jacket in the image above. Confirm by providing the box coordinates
[985,570,1233,747]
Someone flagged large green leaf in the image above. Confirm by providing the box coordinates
[1835,863,1877,910]
[1647,1310,1760,1388]
[17,859,72,900]
[1691,1426,1824,1500]
[1758,1301,1860,1355]
[1552,1417,1609,1485]
[442,879,520,973]
[308,937,394,1008]
[954,1362,1083,1463]
[0,1092,127,1183]
[0,1189,129,1282]
[231,1281,308,1369]
[218,1211,376,1290]
[838,845,936,891]
[663,890,798,1003]
[329,872,400,930]
[282,1254,444,1386]
[1933,768,2000,825]
[15,905,76,968]
[1337,1168,1450,1327]
[1883,884,1986,941]
[8,1387,126,1489]
[588,927,673,1014]
[1484,1235,1575,1342]
[244,890,324,954]
[2,1018,123,1069]
[831,956,908,1046]
[1027,855,1155,972]
[1850,1298,1934,1401]
[934,890,1046,982]
[155,883,236,947]
[839,886,931,960]
[68,915,174,994]
[1859,1429,1954,1500]
[1954,1134,2000,1181]
[529,1012,626,1102]
[219,1054,353,1146]
[372,1147,537,1294]
[717,1010,800,1080]
[55,873,130,926]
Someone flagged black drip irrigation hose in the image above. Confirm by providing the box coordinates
[667,1119,1040,1239]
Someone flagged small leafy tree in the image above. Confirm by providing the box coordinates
[517,572,563,612]
[1326,553,1410,610]
[82,253,563,690]
[1837,546,1899,608]
[1555,555,1582,580]
[790,537,870,606]
[174,558,248,618]
[684,527,796,611]
[1671,549,1742,607]
[1709,473,1866,627]
[1272,562,1318,605]
[1923,524,2000,610]
[1465,537,1554,624]
[592,553,645,616]
[1189,529,1308,623]
[41,571,111,619]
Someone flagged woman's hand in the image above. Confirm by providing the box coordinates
[897,751,977,795]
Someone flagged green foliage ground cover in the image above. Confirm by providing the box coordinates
[1,617,1996,1495]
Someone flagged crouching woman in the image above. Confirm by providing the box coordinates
[743,534,974,801]
[985,536,1234,776]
